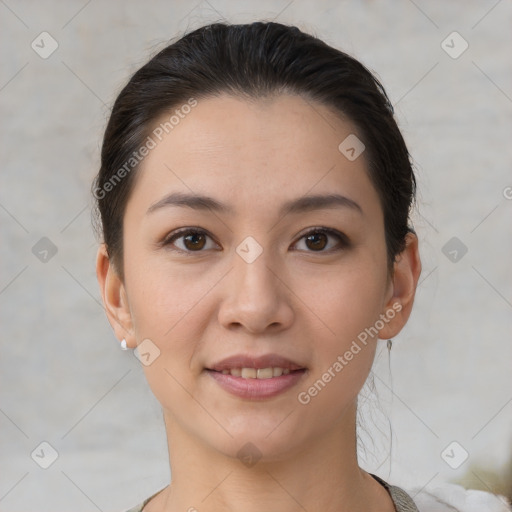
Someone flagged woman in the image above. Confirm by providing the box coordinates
[93,21,511,512]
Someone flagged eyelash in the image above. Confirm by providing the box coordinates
[161,226,350,255]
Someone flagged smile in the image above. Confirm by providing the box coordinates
[206,368,307,399]
[218,367,291,378]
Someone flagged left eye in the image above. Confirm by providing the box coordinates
[293,228,348,252]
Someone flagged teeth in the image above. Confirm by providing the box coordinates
[218,367,295,379]
[257,368,273,379]
[241,368,257,379]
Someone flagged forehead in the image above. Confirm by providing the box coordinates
[128,93,382,223]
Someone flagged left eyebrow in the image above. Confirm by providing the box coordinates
[146,191,363,216]
[279,193,363,216]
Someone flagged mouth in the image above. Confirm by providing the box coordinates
[207,353,305,373]
[207,367,303,379]
[205,353,308,399]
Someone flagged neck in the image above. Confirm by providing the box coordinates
[152,402,393,512]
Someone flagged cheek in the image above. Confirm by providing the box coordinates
[295,260,388,420]
[124,241,214,339]
[292,266,385,428]
[125,263,210,417]
[307,253,388,344]
[123,250,229,392]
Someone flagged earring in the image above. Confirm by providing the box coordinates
[120,338,128,350]
[387,339,393,352]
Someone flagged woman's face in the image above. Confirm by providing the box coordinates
[108,93,409,459]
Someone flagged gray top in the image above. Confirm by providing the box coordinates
[122,473,419,512]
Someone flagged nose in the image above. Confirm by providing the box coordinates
[217,245,294,334]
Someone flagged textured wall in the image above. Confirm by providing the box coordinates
[1,1,511,511]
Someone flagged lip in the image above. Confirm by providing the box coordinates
[207,353,305,372]
[205,353,307,400]
[206,368,307,400]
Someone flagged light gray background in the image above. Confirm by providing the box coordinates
[1,1,511,511]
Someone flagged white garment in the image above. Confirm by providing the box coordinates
[410,482,512,512]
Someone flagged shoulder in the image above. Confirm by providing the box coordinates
[118,503,145,512]
[118,482,512,512]
[117,491,160,512]
[370,473,512,512]
[408,482,512,512]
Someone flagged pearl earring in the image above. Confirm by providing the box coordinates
[120,338,128,350]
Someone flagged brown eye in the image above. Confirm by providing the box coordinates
[294,228,349,253]
[304,231,328,251]
[163,228,217,254]
[182,232,206,250]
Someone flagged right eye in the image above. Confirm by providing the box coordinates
[162,228,219,254]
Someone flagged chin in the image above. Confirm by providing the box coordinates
[200,415,310,464]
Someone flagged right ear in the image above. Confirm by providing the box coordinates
[95,244,136,348]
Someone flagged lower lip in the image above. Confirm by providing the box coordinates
[206,369,307,400]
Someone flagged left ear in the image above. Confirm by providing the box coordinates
[378,231,422,339]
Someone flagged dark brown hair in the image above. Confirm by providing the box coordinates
[92,21,416,279]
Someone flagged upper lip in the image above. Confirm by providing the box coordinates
[207,354,305,372]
